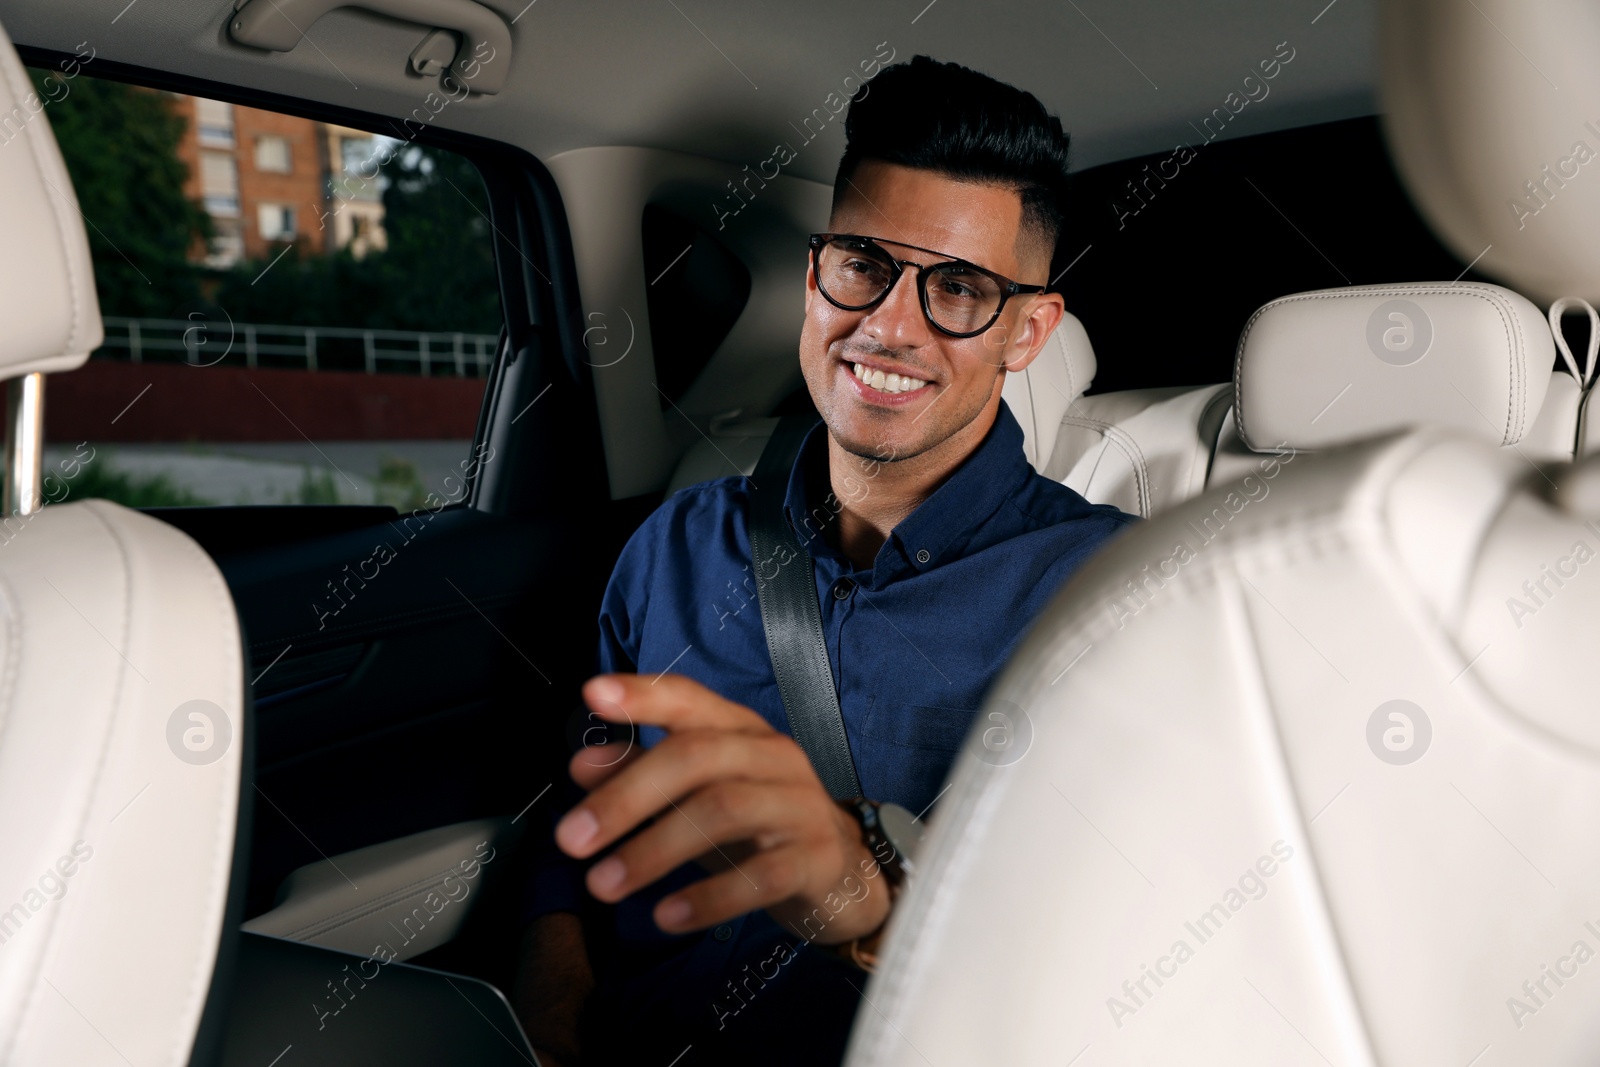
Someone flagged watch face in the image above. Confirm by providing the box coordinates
[877,802,925,873]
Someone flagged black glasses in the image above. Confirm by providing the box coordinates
[808,233,1047,338]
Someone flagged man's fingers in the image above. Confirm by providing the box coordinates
[582,781,820,904]
[568,735,642,791]
[583,673,772,734]
[557,731,810,859]
[650,843,820,935]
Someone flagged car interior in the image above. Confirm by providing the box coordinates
[0,0,1597,1063]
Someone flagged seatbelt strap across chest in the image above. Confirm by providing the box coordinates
[748,416,863,800]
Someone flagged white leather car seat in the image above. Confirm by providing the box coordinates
[0,18,246,1067]
[847,428,1600,1065]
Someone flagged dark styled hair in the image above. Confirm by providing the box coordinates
[834,55,1071,261]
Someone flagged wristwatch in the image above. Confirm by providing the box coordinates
[842,797,923,887]
[828,798,925,972]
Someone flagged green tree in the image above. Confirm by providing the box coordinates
[213,143,501,334]
[371,143,501,333]
[29,70,212,317]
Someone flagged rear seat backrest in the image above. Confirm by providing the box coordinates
[1051,282,1570,515]
[1048,383,1232,517]
[996,310,1097,472]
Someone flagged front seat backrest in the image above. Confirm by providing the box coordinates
[848,428,1600,1065]
[0,19,246,1066]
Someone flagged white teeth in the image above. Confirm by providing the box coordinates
[851,362,927,393]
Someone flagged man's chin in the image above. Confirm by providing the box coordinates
[824,418,928,465]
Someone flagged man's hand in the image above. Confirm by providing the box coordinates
[554,673,891,944]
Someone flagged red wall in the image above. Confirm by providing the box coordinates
[45,361,485,443]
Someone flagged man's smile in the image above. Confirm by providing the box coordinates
[838,354,935,405]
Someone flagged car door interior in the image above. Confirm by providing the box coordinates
[170,104,623,985]
[0,53,629,993]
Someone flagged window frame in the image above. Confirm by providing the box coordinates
[13,44,606,521]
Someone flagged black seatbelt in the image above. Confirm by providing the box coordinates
[748,415,863,800]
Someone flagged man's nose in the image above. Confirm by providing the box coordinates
[860,266,931,351]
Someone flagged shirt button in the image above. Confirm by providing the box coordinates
[713,923,734,942]
[831,577,855,600]
[916,549,931,564]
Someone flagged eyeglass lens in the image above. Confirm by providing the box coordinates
[816,237,1003,335]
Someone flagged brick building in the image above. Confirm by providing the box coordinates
[169,94,387,268]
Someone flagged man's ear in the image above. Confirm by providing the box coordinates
[996,294,1066,374]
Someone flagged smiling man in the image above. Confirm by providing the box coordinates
[514,56,1134,1067]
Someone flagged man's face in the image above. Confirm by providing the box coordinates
[799,159,1062,464]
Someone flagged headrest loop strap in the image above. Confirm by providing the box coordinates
[1548,297,1600,389]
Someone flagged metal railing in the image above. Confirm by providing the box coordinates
[96,317,499,378]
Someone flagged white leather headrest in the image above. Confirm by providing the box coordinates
[1234,282,1552,452]
[1002,311,1097,471]
[1380,0,1600,305]
[0,19,102,379]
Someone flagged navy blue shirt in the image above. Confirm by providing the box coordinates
[537,401,1133,1066]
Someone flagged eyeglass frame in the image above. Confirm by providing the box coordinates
[807,232,1049,339]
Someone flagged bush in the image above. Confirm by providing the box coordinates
[59,463,213,508]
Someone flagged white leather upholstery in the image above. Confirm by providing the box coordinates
[1052,383,1233,517]
[1379,0,1600,306]
[0,18,102,376]
[999,310,1098,473]
[0,501,242,1067]
[1234,282,1552,452]
[242,818,514,961]
[848,429,1600,1065]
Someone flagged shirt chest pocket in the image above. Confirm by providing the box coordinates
[860,697,979,755]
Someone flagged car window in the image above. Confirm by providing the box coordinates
[29,67,502,509]
[642,204,750,408]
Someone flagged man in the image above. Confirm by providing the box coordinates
[514,55,1135,1066]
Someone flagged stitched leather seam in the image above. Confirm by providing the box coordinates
[79,502,244,1060]
[1059,415,1152,516]
[1197,386,1236,487]
[0,51,86,357]
[8,504,134,1064]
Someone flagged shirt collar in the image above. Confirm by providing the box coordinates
[780,401,1035,586]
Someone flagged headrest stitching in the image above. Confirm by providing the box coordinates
[1235,284,1534,449]
[0,47,87,360]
